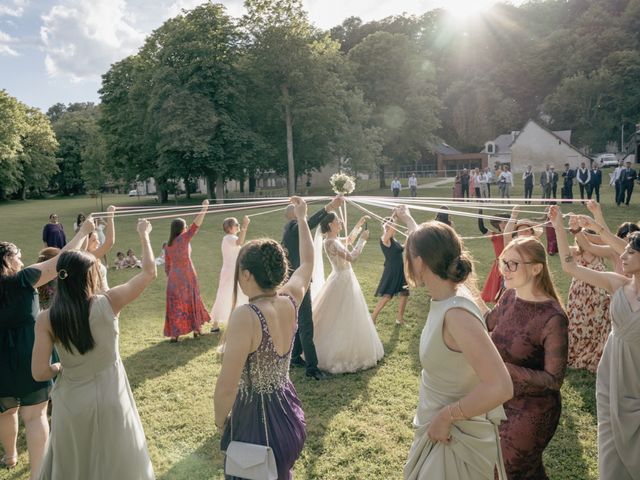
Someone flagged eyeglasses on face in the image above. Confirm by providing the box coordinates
[500,259,537,272]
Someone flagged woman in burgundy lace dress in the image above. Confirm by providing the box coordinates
[477,236,568,479]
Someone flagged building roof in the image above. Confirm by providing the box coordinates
[432,143,461,155]
[553,130,571,144]
[483,121,583,158]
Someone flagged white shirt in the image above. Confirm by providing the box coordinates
[611,166,623,185]
[391,180,402,190]
[499,171,514,186]
[475,173,487,185]
[577,167,591,185]
[408,176,418,188]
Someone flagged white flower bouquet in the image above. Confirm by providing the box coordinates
[330,173,356,195]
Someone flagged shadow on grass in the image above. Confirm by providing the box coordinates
[157,435,224,480]
[566,368,597,417]
[123,333,221,391]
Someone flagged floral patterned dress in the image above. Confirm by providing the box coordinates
[487,289,568,480]
[567,254,611,373]
[164,223,210,337]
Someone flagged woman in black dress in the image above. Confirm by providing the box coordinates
[371,217,409,325]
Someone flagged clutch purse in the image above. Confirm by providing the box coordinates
[225,441,277,480]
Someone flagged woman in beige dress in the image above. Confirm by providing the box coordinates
[32,219,157,480]
[395,206,513,480]
[551,207,640,480]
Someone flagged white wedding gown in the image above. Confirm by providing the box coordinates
[312,237,384,374]
[211,234,247,326]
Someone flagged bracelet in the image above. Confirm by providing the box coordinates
[456,400,468,419]
[447,404,455,421]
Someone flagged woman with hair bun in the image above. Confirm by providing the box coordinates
[210,215,250,332]
[32,218,157,480]
[311,212,384,374]
[0,220,92,476]
[477,235,568,479]
[163,200,211,342]
[393,205,512,480]
[214,197,312,480]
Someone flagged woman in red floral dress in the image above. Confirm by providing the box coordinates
[477,236,568,480]
[164,200,211,342]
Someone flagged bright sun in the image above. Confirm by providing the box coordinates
[444,0,496,19]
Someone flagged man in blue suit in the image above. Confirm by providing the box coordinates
[588,163,602,202]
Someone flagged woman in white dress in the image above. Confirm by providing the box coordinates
[312,212,384,374]
[210,216,250,332]
[86,206,115,291]
[32,219,157,480]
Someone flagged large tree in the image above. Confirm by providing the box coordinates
[17,107,59,199]
[0,90,25,198]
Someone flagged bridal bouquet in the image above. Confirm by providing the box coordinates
[330,173,356,195]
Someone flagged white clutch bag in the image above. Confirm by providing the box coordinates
[225,441,277,480]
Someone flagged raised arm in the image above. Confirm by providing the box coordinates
[281,197,314,305]
[104,219,157,315]
[193,199,209,227]
[550,206,626,294]
[574,231,616,260]
[346,216,369,245]
[90,206,116,259]
[307,196,342,230]
[394,205,418,234]
[32,218,96,289]
[426,307,513,443]
[503,205,519,238]
[327,233,369,263]
[235,216,250,246]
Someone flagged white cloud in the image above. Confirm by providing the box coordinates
[40,0,144,81]
[0,28,18,55]
[0,0,28,17]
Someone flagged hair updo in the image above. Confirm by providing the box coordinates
[236,239,289,291]
[320,212,338,234]
[404,221,473,286]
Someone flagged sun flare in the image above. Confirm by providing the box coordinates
[444,0,497,19]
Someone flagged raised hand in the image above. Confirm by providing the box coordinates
[80,216,96,234]
[356,215,371,228]
[360,229,370,241]
[290,196,307,219]
[568,214,580,231]
[326,195,344,212]
[242,215,250,228]
[137,218,152,236]
[394,205,411,224]
[548,205,562,226]
[202,199,210,208]
[107,205,116,217]
[585,200,601,215]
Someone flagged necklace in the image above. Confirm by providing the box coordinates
[249,292,278,302]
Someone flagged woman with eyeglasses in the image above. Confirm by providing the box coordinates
[551,207,640,480]
[0,220,93,476]
[210,216,251,332]
[476,236,568,480]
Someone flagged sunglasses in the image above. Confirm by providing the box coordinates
[500,259,537,272]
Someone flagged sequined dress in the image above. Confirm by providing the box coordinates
[220,295,306,480]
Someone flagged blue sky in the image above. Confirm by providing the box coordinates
[0,0,497,111]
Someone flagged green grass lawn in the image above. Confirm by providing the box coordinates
[0,183,631,479]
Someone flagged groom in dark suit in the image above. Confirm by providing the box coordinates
[282,195,342,380]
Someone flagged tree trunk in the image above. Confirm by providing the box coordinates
[282,84,295,196]
[158,178,169,204]
[206,174,216,201]
[379,164,386,189]
[215,178,225,204]
[249,173,256,193]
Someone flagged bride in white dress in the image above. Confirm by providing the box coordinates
[210,216,250,331]
[312,212,384,373]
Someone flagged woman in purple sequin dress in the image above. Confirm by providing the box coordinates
[214,197,312,480]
